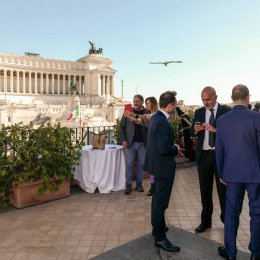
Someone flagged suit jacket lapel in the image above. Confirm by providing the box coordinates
[216,104,222,119]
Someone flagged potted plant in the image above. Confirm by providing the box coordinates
[112,118,122,145]
[0,122,83,208]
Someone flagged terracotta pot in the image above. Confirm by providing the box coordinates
[10,179,70,209]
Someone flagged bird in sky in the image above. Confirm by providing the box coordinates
[149,61,183,66]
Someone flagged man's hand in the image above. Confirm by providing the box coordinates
[123,111,131,117]
[203,123,216,132]
[175,144,185,157]
[122,141,128,149]
[194,124,204,132]
[178,147,185,157]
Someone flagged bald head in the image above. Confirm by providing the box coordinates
[201,86,218,109]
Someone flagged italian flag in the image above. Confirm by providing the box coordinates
[66,105,80,121]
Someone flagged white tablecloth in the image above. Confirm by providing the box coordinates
[74,144,126,193]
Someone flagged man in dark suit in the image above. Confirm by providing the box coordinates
[192,86,230,233]
[216,84,260,260]
[120,94,147,194]
[144,91,182,252]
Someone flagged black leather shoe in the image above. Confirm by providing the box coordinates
[251,256,260,260]
[195,223,212,233]
[124,186,132,195]
[218,246,236,260]
[155,238,180,252]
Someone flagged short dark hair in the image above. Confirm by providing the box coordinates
[254,102,260,109]
[231,84,249,101]
[134,94,144,102]
[159,91,177,108]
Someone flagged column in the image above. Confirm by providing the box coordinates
[63,75,65,94]
[4,70,7,95]
[102,75,105,96]
[29,72,32,93]
[10,70,13,93]
[79,76,82,95]
[52,74,54,94]
[83,76,86,95]
[23,72,26,93]
[40,73,43,94]
[35,73,37,94]
[107,76,110,96]
[57,74,60,94]
[104,76,107,96]
[110,76,114,96]
[46,74,49,94]
[17,71,20,93]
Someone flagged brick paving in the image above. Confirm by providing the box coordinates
[0,165,250,260]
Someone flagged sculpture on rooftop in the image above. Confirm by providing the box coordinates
[88,41,103,55]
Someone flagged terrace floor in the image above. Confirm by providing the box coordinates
[0,162,250,260]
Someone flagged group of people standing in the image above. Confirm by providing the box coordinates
[120,84,260,260]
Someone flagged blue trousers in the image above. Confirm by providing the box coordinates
[152,177,174,242]
[124,142,146,187]
[225,182,260,258]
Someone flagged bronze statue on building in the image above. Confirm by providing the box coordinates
[88,41,103,55]
[70,79,79,95]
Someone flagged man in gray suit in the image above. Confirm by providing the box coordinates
[120,95,147,194]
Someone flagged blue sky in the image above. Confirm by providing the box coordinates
[1,0,260,105]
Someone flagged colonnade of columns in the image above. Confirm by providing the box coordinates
[100,75,114,96]
[0,69,85,95]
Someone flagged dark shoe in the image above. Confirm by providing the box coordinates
[155,238,180,252]
[147,183,155,196]
[124,186,132,195]
[195,223,212,233]
[218,246,236,260]
[136,183,144,192]
[251,256,260,260]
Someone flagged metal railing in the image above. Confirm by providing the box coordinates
[70,125,116,145]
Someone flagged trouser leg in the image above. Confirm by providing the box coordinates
[214,167,227,222]
[225,183,245,258]
[152,177,174,242]
[136,142,145,184]
[124,144,136,187]
[197,156,214,224]
[247,183,260,257]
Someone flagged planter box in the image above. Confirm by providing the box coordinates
[10,179,70,209]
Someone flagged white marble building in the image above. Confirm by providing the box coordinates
[0,49,124,127]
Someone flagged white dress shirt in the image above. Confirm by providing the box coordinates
[202,103,218,150]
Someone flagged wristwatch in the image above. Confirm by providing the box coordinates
[135,114,139,119]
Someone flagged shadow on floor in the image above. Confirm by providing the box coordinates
[92,226,249,260]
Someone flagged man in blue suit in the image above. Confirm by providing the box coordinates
[144,91,182,252]
[216,84,260,260]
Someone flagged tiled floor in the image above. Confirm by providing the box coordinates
[0,164,250,260]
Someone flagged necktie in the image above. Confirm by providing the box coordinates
[208,109,215,148]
